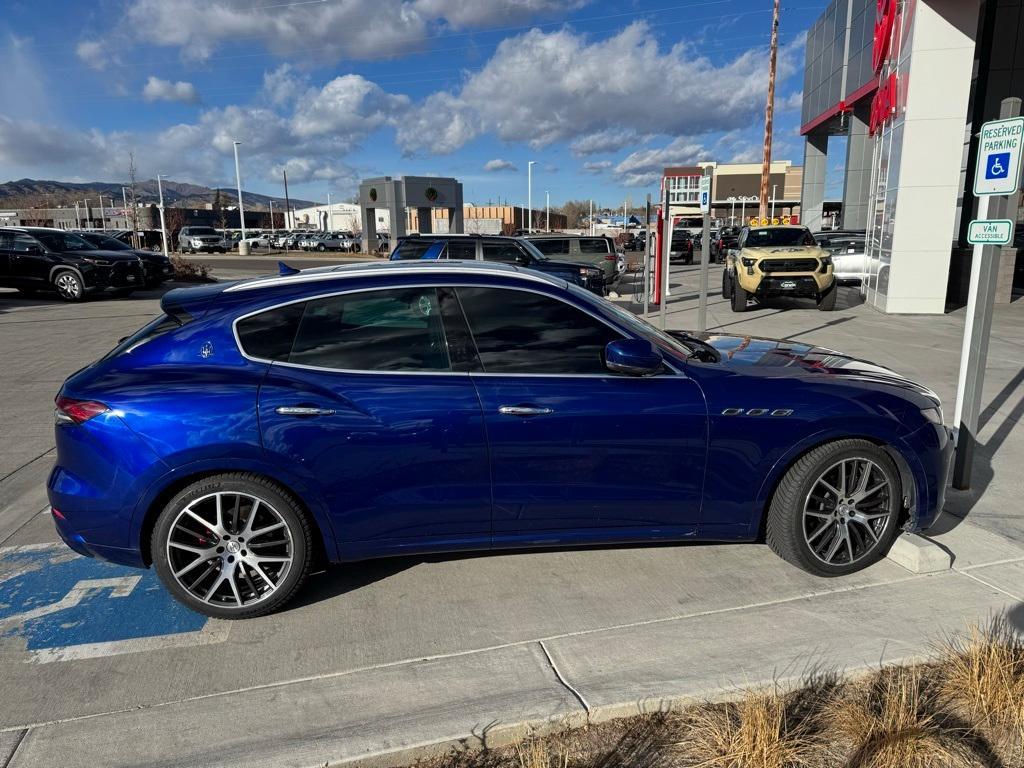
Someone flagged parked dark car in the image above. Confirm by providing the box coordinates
[48,261,952,617]
[390,234,604,295]
[670,230,695,264]
[0,227,145,301]
[716,226,741,264]
[109,229,166,251]
[75,231,174,288]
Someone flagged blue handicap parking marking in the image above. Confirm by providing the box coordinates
[0,544,211,661]
[986,152,1011,180]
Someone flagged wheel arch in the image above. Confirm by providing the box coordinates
[750,427,921,540]
[134,462,337,568]
[49,264,85,283]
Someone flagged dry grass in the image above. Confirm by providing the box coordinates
[672,687,825,768]
[169,254,213,282]
[822,666,978,768]
[414,620,1024,768]
[935,617,1024,759]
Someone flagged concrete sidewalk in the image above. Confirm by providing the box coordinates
[3,519,1022,768]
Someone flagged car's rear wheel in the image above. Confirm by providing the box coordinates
[766,440,902,576]
[53,269,84,302]
[817,282,838,311]
[152,474,312,619]
[730,279,747,311]
[721,269,733,299]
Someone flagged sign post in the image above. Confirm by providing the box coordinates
[643,193,651,319]
[952,98,1022,489]
[698,171,712,333]
[660,182,672,330]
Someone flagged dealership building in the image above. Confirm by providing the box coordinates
[800,0,1024,313]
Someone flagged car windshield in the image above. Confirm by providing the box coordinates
[84,234,132,251]
[517,238,549,261]
[746,228,815,247]
[35,232,96,251]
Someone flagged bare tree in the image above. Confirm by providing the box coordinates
[165,208,186,251]
[556,200,590,229]
[213,189,228,232]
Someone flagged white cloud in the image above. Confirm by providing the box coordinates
[397,21,803,155]
[612,137,707,187]
[570,129,641,157]
[484,158,517,172]
[142,76,199,104]
[412,0,587,28]
[395,92,481,156]
[262,64,307,107]
[290,75,408,138]
[75,40,106,70]
[582,160,612,174]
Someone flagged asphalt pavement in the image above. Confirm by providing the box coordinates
[0,264,1022,767]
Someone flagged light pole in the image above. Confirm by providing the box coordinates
[327,192,333,231]
[527,161,536,233]
[771,184,777,219]
[99,197,106,230]
[545,190,549,231]
[156,174,169,258]
[233,140,248,253]
[74,202,81,229]
[589,199,593,235]
[269,200,275,235]
[728,196,736,226]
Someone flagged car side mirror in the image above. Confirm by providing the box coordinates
[605,339,663,376]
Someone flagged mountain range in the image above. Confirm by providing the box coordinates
[0,178,318,211]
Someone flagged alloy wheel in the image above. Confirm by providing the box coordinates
[55,272,82,299]
[802,457,893,566]
[165,491,293,609]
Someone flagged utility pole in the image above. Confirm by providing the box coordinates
[156,174,169,258]
[283,170,292,230]
[269,200,276,235]
[327,192,333,231]
[233,141,248,254]
[121,187,130,232]
[758,0,781,220]
[545,190,549,231]
[527,161,536,233]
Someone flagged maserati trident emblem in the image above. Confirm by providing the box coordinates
[199,341,214,359]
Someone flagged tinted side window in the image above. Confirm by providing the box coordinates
[481,242,524,264]
[236,302,305,361]
[578,238,610,254]
[445,241,477,260]
[532,239,570,255]
[457,287,621,374]
[290,288,449,372]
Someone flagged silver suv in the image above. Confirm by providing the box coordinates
[178,226,227,254]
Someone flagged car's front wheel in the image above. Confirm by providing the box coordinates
[730,279,747,311]
[53,269,84,302]
[152,473,313,619]
[766,440,902,576]
[721,269,733,299]
[817,283,838,311]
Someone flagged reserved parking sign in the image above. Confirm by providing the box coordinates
[974,117,1024,196]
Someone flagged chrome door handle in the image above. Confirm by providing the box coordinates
[275,406,336,417]
[498,406,553,417]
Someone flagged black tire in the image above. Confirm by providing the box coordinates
[817,282,838,311]
[53,269,85,302]
[721,269,733,299]
[152,473,313,619]
[317,244,326,252]
[730,279,747,312]
[765,440,902,577]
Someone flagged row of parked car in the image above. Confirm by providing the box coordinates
[390,233,627,295]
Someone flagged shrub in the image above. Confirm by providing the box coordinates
[169,255,213,282]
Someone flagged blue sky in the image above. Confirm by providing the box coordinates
[0,0,835,206]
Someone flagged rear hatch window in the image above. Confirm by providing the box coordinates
[101,310,193,360]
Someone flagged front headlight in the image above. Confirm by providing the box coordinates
[741,257,756,267]
[819,255,832,273]
[191,239,203,246]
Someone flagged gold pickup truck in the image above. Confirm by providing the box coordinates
[723,226,836,312]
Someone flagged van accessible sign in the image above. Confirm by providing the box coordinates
[967,219,1014,246]
[974,117,1024,196]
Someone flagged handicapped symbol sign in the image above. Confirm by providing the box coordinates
[986,152,1011,180]
[0,543,226,663]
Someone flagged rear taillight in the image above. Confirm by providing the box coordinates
[604,254,616,261]
[55,396,109,425]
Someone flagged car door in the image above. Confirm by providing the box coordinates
[0,233,13,284]
[10,233,51,286]
[455,285,707,540]
[250,285,492,556]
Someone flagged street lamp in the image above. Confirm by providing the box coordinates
[545,190,549,231]
[771,184,777,219]
[156,174,169,258]
[233,141,247,252]
[727,196,736,226]
[527,161,536,233]
[269,200,275,235]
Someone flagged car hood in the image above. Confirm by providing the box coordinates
[65,248,142,263]
[682,332,939,403]
[743,245,827,259]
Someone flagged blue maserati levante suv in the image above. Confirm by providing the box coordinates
[48,261,953,618]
